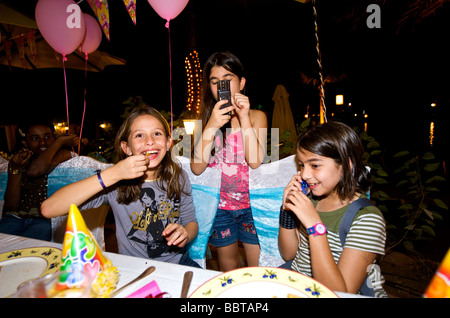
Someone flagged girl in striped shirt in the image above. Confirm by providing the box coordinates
[278,121,387,297]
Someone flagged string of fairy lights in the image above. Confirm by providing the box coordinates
[184,50,202,117]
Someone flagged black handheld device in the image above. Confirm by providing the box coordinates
[217,80,232,109]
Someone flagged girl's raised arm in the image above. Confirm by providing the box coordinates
[41,155,149,218]
[190,125,217,175]
[191,100,233,175]
[240,109,267,169]
[41,172,108,218]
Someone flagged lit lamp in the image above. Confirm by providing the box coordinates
[336,95,344,105]
[183,119,196,135]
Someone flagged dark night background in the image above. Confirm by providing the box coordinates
[1,0,449,162]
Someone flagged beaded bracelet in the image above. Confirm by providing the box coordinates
[279,206,297,229]
[96,170,107,190]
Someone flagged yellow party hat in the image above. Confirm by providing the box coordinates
[60,204,119,297]
[424,248,450,298]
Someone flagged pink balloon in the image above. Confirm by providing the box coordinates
[35,0,86,55]
[147,0,189,21]
[80,14,102,54]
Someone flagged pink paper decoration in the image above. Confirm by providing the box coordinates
[26,31,37,64]
[13,36,26,69]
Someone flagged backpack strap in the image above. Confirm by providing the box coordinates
[339,198,373,246]
[339,197,375,297]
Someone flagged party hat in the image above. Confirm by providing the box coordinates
[60,204,119,297]
[423,248,450,298]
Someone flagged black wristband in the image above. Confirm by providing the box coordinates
[279,206,297,229]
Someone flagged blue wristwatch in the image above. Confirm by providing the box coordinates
[306,223,327,237]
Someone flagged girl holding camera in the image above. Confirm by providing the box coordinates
[191,51,267,271]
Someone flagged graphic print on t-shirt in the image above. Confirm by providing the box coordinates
[126,187,180,258]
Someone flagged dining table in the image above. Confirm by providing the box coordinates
[0,233,221,298]
[0,233,362,299]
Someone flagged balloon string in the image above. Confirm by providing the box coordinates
[79,52,88,155]
[166,19,173,134]
[62,54,70,131]
[63,54,76,153]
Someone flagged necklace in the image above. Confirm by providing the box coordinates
[144,177,160,182]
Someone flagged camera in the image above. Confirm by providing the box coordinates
[217,80,232,109]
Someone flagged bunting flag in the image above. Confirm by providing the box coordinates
[26,30,37,65]
[123,0,137,25]
[4,39,12,70]
[87,0,110,40]
[13,35,26,69]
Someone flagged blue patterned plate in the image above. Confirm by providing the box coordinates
[0,247,61,297]
[190,266,338,298]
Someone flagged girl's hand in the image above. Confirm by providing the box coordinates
[282,172,304,209]
[283,172,319,227]
[233,93,250,119]
[206,100,235,130]
[10,148,33,171]
[114,154,149,180]
[162,223,189,247]
[57,134,80,148]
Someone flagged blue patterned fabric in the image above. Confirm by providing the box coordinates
[177,156,221,267]
[250,187,285,266]
[47,156,113,196]
[249,155,298,266]
[0,172,6,201]
[180,155,299,267]
[188,184,220,261]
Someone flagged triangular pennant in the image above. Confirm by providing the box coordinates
[13,35,26,69]
[26,30,37,64]
[87,0,110,41]
[4,39,13,70]
[123,0,136,25]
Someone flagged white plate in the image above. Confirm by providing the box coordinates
[190,267,338,298]
[0,247,61,297]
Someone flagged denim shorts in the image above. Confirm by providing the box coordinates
[209,208,259,247]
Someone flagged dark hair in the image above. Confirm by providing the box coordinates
[18,118,55,138]
[197,51,245,131]
[114,106,188,204]
[296,121,370,200]
[14,119,56,152]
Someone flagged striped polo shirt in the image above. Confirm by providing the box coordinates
[291,201,388,298]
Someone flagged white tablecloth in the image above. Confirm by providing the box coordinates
[0,233,220,298]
